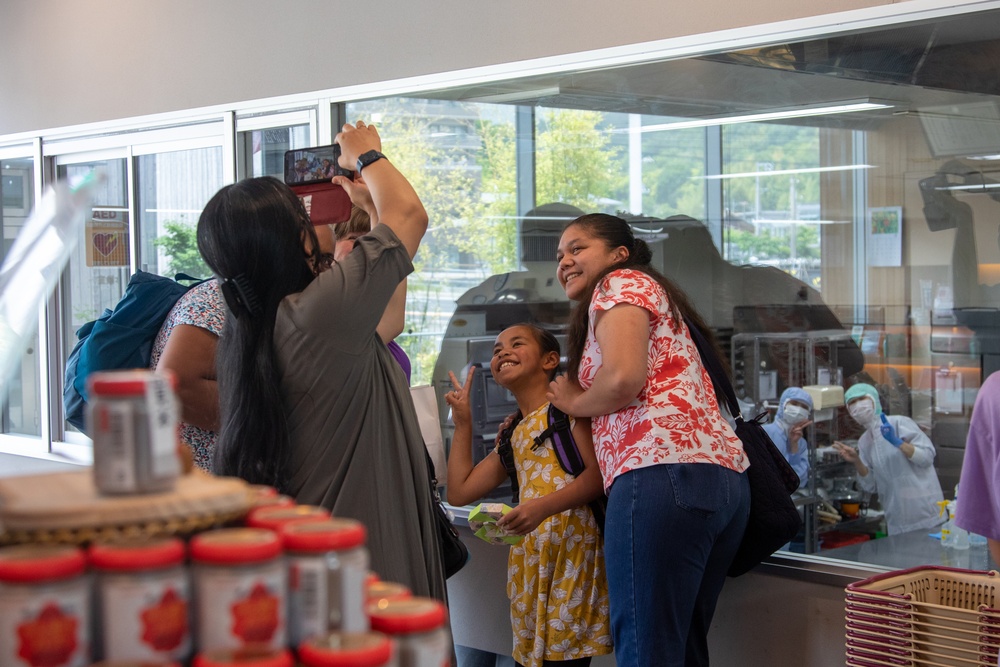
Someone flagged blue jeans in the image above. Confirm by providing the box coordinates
[604,463,750,667]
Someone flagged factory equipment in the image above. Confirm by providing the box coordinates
[731,330,882,552]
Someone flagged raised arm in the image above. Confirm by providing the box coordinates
[334,121,427,259]
[444,366,508,506]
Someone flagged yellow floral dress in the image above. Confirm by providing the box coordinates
[503,403,612,667]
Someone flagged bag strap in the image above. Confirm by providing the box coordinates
[174,272,208,286]
[684,316,742,421]
[496,411,522,504]
[541,404,586,477]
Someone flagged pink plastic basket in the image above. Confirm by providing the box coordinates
[846,567,1000,666]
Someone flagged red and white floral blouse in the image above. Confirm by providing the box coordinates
[580,269,748,490]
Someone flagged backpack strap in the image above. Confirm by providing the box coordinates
[496,411,522,504]
[544,404,607,534]
[543,405,586,477]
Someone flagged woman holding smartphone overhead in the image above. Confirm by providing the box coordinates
[196,121,445,601]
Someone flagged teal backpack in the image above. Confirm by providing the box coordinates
[63,271,204,433]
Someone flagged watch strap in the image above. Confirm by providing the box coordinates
[356,150,386,174]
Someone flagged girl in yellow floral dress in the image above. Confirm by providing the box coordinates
[446,323,612,667]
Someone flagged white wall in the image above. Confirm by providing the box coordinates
[0,0,895,135]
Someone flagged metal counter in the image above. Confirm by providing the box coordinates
[817,527,997,572]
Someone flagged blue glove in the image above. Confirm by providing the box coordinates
[880,413,904,447]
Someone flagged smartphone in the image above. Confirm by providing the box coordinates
[283,144,353,186]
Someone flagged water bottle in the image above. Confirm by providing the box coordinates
[970,532,989,547]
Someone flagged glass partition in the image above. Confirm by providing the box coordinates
[4,2,999,570]
[342,9,1000,567]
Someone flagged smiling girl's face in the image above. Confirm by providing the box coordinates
[555,223,628,301]
[490,325,559,390]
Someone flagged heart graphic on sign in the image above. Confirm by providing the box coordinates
[93,233,119,257]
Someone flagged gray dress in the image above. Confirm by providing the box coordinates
[274,224,446,601]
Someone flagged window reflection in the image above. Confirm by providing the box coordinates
[137,147,224,279]
[0,157,39,436]
[240,125,311,179]
[57,159,130,436]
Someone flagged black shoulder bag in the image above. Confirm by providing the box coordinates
[685,318,803,577]
[425,450,470,578]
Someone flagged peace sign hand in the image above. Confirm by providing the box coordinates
[789,419,812,443]
[444,367,476,428]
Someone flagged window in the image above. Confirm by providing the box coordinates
[4,3,1000,570]
[56,158,131,436]
[240,125,311,180]
[0,157,39,436]
[137,147,224,279]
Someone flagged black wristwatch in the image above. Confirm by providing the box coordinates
[356,150,386,174]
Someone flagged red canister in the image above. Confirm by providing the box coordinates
[89,537,190,663]
[190,528,286,652]
[0,544,90,667]
[90,661,182,666]
[191,647,294,667]
[247,485,295,511]
[299,631,396,667]
[366,581,412,607]
[282,518,369,646]
[88,370,180,495]
[245,504,330,532]
[367,598,450,667]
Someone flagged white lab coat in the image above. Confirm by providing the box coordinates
[855,414,944,535]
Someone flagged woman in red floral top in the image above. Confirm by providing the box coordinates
[547,213,750,667]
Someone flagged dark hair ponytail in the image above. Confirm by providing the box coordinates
[562,213,726,384]
[197,177,317,488]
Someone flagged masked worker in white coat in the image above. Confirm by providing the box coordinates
[762,387,812,490]
[833,383,944,535]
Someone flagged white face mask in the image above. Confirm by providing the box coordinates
[780,404,809,427]
[848,398,877,427]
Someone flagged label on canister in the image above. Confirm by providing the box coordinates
[99,568,191,661]
[0,583,90,667]
[194,559,286,652]
[288,549,368,646]
[93,400,139,492]
[144,374,179,478]
[288,555,327,647]
[329,549,368,633]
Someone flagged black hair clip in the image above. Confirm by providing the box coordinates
[220,273,262,319]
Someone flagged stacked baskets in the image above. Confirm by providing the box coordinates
[845,566,1000,666]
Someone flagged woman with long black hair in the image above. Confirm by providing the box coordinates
[547,213,750,666]
[196,121,445,600]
